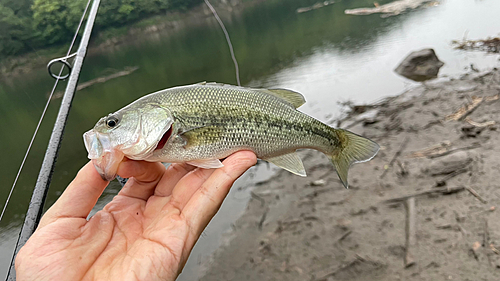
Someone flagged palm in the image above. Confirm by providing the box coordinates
[15,151,257,281]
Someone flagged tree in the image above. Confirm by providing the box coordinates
[0,3,38,57]
[31,0,87,45]
[0,0,206,58]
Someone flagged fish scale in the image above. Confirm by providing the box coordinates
[154,86,329,159]
[84,83,380,188]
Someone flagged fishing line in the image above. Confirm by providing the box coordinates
[0,0,93,223]
[204,0,241,86]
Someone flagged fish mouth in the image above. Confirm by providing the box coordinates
[154,128,172,151]
[83,130,124,181]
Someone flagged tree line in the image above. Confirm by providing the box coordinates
[0,0,201,59]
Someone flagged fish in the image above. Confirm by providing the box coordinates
[83,82,379,188]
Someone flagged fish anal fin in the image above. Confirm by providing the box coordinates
[265,89,306,108]
[263,152,306,177]
[187,159,224,169]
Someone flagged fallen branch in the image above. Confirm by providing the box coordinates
[445,94,499,121]
[296,0,335,13]
[335,230,352,243]
[465,117,496,128]
[405,197,416,268]
[344,0,434,17]
[446,96,484,121]
[435,168,468,187]
[51,66,139,99]
[465,186,487,204]
[428,143,481,159]
[408,141,451,158]
[384,186,465,204]
[452,37,500,53]
[483,218,490,247]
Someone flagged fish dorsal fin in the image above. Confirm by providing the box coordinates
[187,159,224,169]
[195,82,305,108]
[263,89,306,108]
[196,81,224,86]
[263,152,307,177]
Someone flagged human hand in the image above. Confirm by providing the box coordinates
[15,151,257,281]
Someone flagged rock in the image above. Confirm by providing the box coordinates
[423,151,472,176]
[310,179,326,186]
[395,48,444,81]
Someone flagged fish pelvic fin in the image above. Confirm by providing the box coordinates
[330,129,380,189]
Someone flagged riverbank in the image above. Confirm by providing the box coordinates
[200,67,500,280]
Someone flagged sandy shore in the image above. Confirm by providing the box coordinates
[200,68,500,281]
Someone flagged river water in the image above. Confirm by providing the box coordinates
[1,0,499,279]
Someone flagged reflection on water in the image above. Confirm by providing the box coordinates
[1,0,499,278]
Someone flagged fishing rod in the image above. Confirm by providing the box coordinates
[5,0,101,280]
[4,0,237,278]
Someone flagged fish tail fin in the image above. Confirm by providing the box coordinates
[328,129,380,189]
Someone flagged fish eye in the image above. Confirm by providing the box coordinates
[106,116,119,128]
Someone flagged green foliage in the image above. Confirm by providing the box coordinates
[0,2,38,57]
[32,0,87,44]
[0,0,205,59]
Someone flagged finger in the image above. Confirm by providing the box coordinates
[117,158,166,200]
[153,163,197,197]
[161,166,217,212]
[40,162,108,227]
[182,151,256,241]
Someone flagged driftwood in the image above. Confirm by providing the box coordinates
[452,37,500,54]
[384,186,465,204]
[465,117,496,128]
[296,1,335,13]
[427,143,481,159]
[445,94,499,121]
[408,141,451,158]
[345,0,434,17]
[51,66,139,99]
[435,168,468,187]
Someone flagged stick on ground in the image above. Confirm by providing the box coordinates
[405,197,416,268]
[384,186,465,204]
[465,186,487,204]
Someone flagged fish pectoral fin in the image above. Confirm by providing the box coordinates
[180,126,223,149]
[187,159,224,169]
[263,152,306,177]
[264,89,306,108]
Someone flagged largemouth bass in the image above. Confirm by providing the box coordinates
[83,82,379,188]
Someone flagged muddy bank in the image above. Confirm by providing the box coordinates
[200,68,500,281]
